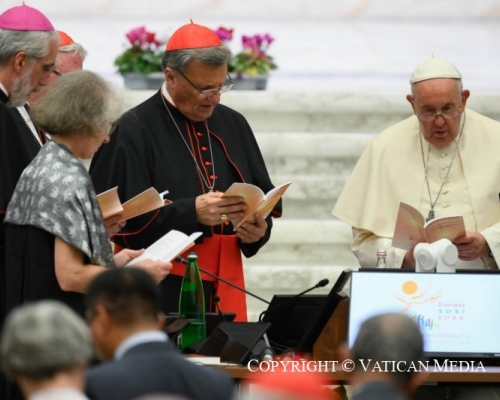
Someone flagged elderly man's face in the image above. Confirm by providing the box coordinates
[166,59,227,122]
[29,51,84,104]
[407,78,469,148]
[9,38,58,107]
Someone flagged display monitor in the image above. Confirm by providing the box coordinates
[348,270,500,362]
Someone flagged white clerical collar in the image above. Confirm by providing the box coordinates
[161,82,176,106]
[0,82,8,97]
[114,330,168,361]
[29,388,89,400]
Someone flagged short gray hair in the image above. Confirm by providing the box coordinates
[351,313,425,386]
[410,78,463,98]
[59,42,88,61]
[30,69,123,137]
[0,300,93,380]
[0,29,59,66]
[161,46,231,72]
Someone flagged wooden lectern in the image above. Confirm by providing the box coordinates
[312,297,349,361]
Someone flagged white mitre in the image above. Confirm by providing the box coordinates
[410,56,462,83]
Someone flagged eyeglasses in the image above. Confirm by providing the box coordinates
[28,55,55,74]
[415,106,463,122]
[52,69,62,76]
[175,69,233,97]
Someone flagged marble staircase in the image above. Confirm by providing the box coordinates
[125,90,500,321]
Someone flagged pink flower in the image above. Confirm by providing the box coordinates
[126,26,147,46]
[214,26,234,41]
[263,33,274,45]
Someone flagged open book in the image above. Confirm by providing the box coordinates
[127,230,203,266]
[392,202,466,250]
[97,187,172,222]
[222,181,291,229]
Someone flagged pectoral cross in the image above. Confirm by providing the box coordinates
[426,209,435,223]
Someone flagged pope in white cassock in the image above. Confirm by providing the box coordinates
[332,57,500,270]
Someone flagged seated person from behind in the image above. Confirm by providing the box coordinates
[0,300,94,400]
[84,267,235,400]
[332,56,500,269]
[340,312,428,400]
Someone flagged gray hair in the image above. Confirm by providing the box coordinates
[0,30,59,66]
[30,69,123,137]
[0,300,93,380]
[161,46,231,72]
[351,313,425,386]
[59,42,88,62]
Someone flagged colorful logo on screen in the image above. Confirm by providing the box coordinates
[395,280,442,313]
[407,312,439,330]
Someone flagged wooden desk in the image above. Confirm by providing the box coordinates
[218,365,500,384]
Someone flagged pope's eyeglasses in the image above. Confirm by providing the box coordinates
[415,106,462,122]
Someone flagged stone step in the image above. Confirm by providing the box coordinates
[255,132,374,160]
[254,132,374,218]
[261,174,353,219]
[243,219,358,266]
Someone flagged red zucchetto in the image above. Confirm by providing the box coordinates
[57,30,74,46]
[166,20,222,51]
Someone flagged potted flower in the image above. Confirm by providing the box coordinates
[215,27,278,90]
[115,26,165,90]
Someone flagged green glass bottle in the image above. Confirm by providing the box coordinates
[179,252,206,350]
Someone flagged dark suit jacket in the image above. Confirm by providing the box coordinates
[350,381,409,400]
[85,340,235,400]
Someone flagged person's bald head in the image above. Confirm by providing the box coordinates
[351,313,425,387]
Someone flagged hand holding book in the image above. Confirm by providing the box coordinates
[221,181,291,229]
[97,187,171,223]
[392,202,466,250]
[127,230,202,266]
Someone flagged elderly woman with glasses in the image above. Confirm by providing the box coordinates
[332,56,500,270]
[89,22,282,322]
[4,70,172,318]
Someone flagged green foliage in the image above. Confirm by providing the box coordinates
[114,46,163,75]
[228,50,278,76]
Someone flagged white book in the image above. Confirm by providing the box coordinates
[127,230,202,266]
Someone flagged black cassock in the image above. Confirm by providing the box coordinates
[90,90,281,317]
[0,93,41,318]
[0,91,42,400]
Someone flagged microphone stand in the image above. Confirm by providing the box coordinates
[175,256,270,305]
[213,295,226,322]
[258,279,329,322]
